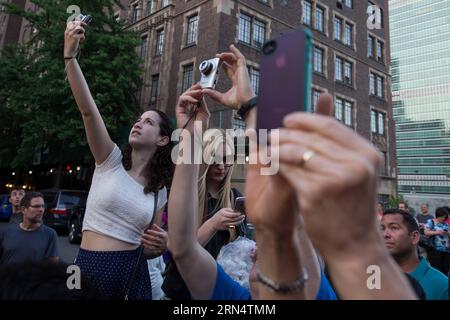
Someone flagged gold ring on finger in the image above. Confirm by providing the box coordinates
[298,150,315,167]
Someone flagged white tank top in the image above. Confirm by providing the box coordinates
[82,145,167,245]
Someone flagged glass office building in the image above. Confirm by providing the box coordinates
[390,0,450,201]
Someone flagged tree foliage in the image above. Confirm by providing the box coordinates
[0,0,143,168]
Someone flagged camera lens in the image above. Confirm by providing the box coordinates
[262,40,277,55]
[199,61,213,75]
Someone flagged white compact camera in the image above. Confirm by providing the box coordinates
[199,58,220,89]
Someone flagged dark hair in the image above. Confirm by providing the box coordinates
[20,192,44,208]
[435,207,449,220]
[9,188,25,196]
[404,273,426,300]
[122,109,175,194]
[0,261,101,300]
[383,208,419,234]
[398,201,408,208]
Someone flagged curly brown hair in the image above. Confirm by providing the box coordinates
[121,109,175,194]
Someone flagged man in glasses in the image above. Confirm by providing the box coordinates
[0,192,59,265]
[8,187,26,224]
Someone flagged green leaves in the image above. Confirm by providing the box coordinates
[0,0,142,168]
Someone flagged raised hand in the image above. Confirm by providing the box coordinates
[64,21,87,58]
[202,45,256,110]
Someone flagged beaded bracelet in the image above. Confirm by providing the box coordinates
[256,265,308,294]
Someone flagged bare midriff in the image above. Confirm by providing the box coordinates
[80,230,138,251]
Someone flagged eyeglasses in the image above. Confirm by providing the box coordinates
[29,204,45,209]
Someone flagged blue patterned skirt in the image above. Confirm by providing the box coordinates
[75,247,152,300]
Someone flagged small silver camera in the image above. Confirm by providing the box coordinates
[77,14,92,24]
[199,58,220,89]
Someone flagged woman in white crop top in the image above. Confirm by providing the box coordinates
[64,20,174,299]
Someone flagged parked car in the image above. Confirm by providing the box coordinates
[0,194,12,222]
[40,189,88,231]
[67,205,85,244]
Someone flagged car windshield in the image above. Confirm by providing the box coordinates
[43,193,57,205]
[59,192,88,208]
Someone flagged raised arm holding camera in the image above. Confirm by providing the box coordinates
[201,43,417,299]
[64,19,174,300]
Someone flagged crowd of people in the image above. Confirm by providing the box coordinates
[0,20,449,300]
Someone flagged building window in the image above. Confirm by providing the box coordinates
[140,36,148,60]
[371,110,377,133]
[186,15,198,46]
[378,112,385,135]
[146,0,153,16]
[335,56,353,85]
[333,16,342,41]
[371,110,386,136]
[377,76,383,98]
[239,13,266,49]
[344,101,353,126]
[315,6,324,32]
[160,0,169,8]
[335,56,343,81]
[339,0,353,8]
[376,40,384,62]
[155,29,164,56]
[335,97,353,127]
[233,117,246,131]
[149,74,159,107]
[370,73,376,95]
[239,14,252,45]
[303,1,312,26]
[313,46,324,74]
[368,35,374,57]
[253,19,266,49]
[313,89,322,112]
[344,22,353,47]
[335,98,343,122]
[182,64,194,92]
[131,3,139,23]
[248,66,260,95]
[344,61,352,85]
[370,73,384,98]
[370,73,384,97]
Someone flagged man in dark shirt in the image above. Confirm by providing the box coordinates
[0,192,58,265]
[8,188,25,224]
[416,203,434,225]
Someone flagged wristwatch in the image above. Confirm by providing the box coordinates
[237,96,258,120]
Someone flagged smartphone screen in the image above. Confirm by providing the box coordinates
[256,27,313,132]
[234,196,246,216]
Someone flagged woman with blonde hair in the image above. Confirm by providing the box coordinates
[162,128,245,300]
[196,129,246,259]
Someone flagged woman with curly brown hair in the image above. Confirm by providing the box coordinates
[64,20,173,299]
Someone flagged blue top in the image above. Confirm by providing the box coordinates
[425,220,450,252]
[409,257,448,300]
[0,223,58,265]
[210,263,337,300]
